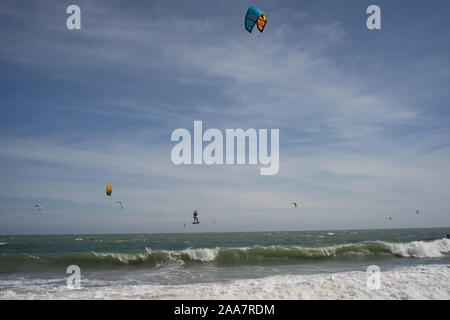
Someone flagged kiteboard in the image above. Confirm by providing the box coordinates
[192,222,200,224]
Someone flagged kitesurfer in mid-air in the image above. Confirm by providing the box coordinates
[193,210,199,224]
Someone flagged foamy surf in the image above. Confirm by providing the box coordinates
[1,264,448,300]
[384,238,450,258]
[1,239,449,272]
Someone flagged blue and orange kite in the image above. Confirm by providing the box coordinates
[245,7,267,33]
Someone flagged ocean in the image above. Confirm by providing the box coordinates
[0,228,449,299]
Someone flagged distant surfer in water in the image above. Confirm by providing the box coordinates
[193,210,199,224]
[447,234,450,239]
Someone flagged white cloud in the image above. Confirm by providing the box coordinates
[1,1,449,233]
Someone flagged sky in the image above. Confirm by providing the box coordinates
[0,0,449,234]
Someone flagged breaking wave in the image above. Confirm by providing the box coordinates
[1,239,448,272]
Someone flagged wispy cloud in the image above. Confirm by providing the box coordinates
[0,0,449,233]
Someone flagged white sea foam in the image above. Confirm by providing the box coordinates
[181,248,219,262]
[1,264,448,300]
[384,238,450,258]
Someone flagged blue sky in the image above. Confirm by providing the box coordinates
[0,0,449,234]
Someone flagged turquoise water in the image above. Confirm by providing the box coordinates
[0,228,449,299]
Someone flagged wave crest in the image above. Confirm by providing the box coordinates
[1,238,448,272]
[384,238,450,258]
